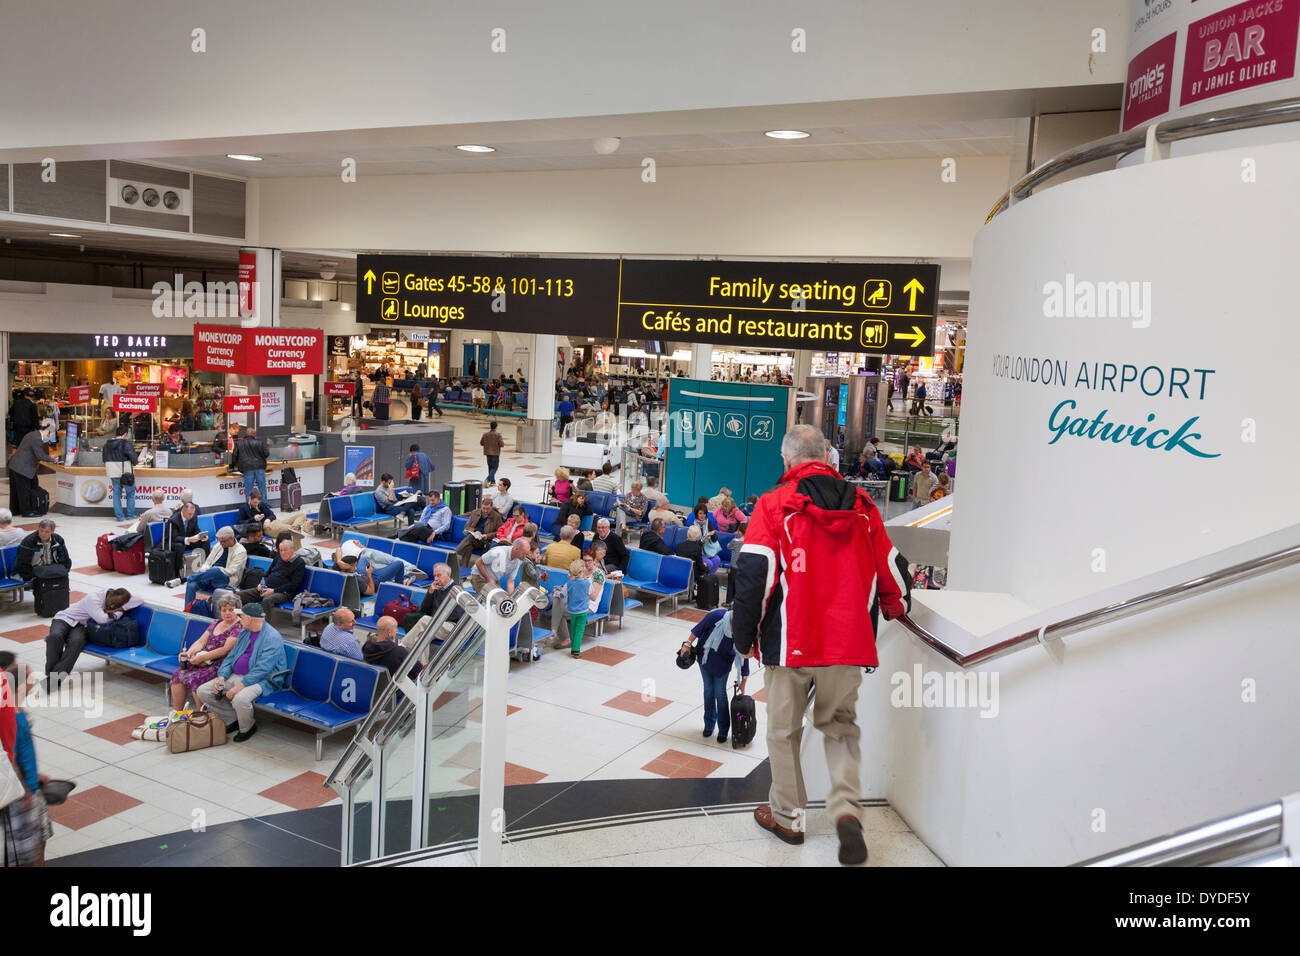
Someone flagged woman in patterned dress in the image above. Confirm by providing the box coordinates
[169,595,242,711]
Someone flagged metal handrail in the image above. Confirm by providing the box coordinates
[986,95,1300,222]
[323,586,471,788]
[1076,799,1288,867]
[896,536,1300,670]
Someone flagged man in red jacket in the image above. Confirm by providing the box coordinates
[732,424,911,865]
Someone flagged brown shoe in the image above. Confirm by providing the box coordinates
[754,805,804,846]
[836,815,868,865]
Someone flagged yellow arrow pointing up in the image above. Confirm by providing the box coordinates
[894,326,926,348]
[903,278,925,312]
[363,269,376,295]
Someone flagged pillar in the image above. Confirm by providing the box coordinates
[792,349,814,388]
[688,343,712,380]
[521,333,557,453]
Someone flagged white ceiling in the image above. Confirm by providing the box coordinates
[168,118,1015,178]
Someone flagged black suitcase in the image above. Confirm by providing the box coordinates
[32,565,69,618]
[148,548,179,585]
[30,486,50,517]
[729,684,757,749]
[695,572,720,610]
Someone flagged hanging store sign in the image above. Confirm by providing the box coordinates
[356,255,940,356]
[192,324,325,374]
[223,394,261,414]
[323,381,355,397]
[113,394,157,413]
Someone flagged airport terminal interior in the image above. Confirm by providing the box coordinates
[0,0,1296,893]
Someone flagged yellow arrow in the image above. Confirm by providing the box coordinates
[363,269,376,295]
[894,326,926,348]
[903,277,925,312]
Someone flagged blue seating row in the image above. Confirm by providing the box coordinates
[0,545,26,606]
[79,603,388,759]
[620,549,694,615]
[333,530,461,579]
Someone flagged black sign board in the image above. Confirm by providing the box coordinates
[355,254,940,356]
[9,333,195,361]
[617,259,940,356]
[327,335,349,357]
[356,255,619,338]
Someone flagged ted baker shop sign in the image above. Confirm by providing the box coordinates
[192,324,324,375]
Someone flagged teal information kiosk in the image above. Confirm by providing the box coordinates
[665,378,796,508]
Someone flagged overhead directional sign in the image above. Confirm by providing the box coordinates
[356,254,940,356]
[357,254,619,338]
[617,259,940,356]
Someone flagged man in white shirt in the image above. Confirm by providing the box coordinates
[184,526,248,608]
[46,586,143,687]
[490,478,515,517]
[134,491,173,535]
[470,539,529,595]
[591,462,619,494]
[825,439,840,472]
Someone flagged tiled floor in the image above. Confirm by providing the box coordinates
[3,408,926,866]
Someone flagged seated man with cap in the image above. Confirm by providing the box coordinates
[195,602,288,742]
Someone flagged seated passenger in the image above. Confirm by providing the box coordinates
[544,526,583,570]
[676,524,718,578]
[318,608,363,661]
[338,472,362,496]
[184,527,248,609]
[235,489,277,531]
[493,505,530,546]
[454,499,503,566]
[712,497,747,534]
[490,478,515,517]
[334,547,420,596]
[647,504,683,527]
[14,518,72,583]
[133,491,173,535]
[637,518,674,557]
[45,587,141,689]
[615,481,648,532]
[399,490,454,544]
[551,491,592,539]
[240,525,275,559]
[374,472,418,523]
[237,537,308,616]
[551,466,573,504]
[195,604,288,742]
[363,616,417,678]
[169,594,241,711]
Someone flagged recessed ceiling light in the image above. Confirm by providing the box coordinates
[226,153,263,162]
[49,232,81,238]
[764,129,810,140]
[456,144,495,153]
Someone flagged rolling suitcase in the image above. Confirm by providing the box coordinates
[96,533,116,571]
[32,565,70,618]
[111,533,146,575]
[279,467,302,511]
[695,572,720,610]
[729,682,757,749]
[148,548,179,586]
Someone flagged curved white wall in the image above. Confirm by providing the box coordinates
[950,137,1300,609]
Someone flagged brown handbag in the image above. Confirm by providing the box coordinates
[167,712,228,754]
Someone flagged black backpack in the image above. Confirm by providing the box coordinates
[729,683,757,748]
[86,616,142,649]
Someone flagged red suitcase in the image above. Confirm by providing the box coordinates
[96,533,115,571]
[111,535,147,576]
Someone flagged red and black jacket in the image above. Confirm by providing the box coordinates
[731,461,910,668]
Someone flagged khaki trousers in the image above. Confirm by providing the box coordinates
[764,664,863,830]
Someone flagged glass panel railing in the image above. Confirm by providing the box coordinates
[347,767,374,865]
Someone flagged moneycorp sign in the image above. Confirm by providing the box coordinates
[357,255,940,356]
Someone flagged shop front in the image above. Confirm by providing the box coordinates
[8,331,197,435]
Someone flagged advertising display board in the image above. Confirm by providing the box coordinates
[343,445,376,486]
[56,468,325,513]
[259,387,285,426]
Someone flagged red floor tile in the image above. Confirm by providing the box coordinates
[85,712,150,745]
[465,698,521,723]
[73,565,112,576]
[69,591,87,604]
[440,742,480,770]
[574,645,634,667]
[1,624,51,644]
[431,690,462,711]
[602,689,672,717]
[641,748,722,779]
[671,607,708,622]
[259,771,335,810]
[457,762,547,788]
[48,784,143,829]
